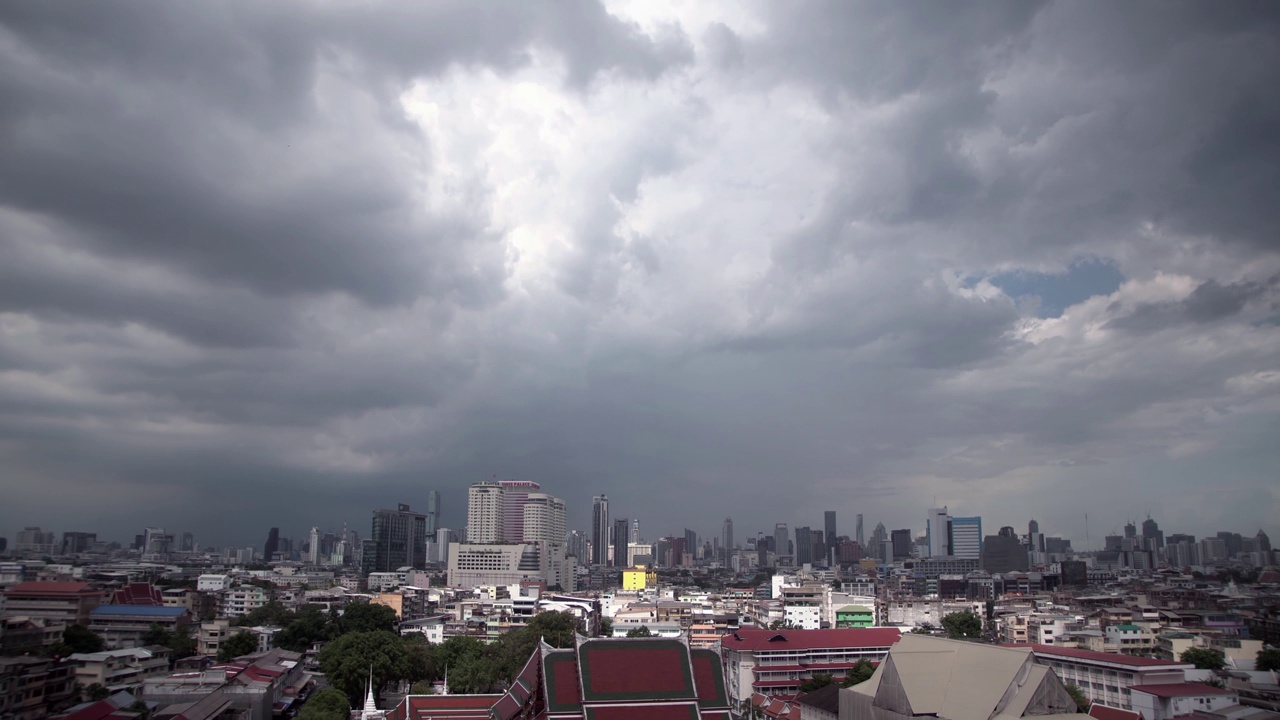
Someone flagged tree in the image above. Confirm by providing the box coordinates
[799,674,835,693]
[910,623,935,635]
[276,606,332,652]
[297,688,349,720]
[63,624,105,654]
[217,631,260,662]
[941,611,983,640]
[1065,683,1090,711]
[232,601,292,628]
[335,602,398,635]
[1257,648,1280,672]
[627,626,654,638]
[1180,647,1226,670]
[84,682,111,701]
[598,617,613,637]
[841,659,875,687]
[318,630,417,706]
[143,623,171,647]
[526,611,581,648]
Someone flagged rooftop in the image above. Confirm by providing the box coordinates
[1128,682,1233,698]
[722,627,902,652]
[1020,644,1192,668]
[5,581,100,595]
[91,605,187,617]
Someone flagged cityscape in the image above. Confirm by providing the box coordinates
[3,1,1280,720]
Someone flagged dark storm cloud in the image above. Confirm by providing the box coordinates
[1,1,1278,546]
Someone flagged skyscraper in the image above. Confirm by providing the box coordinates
[613,518,629,568]
[950,516,982,559]
[468,481,506,543]
[308,526,320,564]
[855,514,864,548]
[795,526,812,565]
[369,503,428,572]
[926,507,950,558]
[264,527,280,561]
[592,495,609,566]
[522,493,566,545]
[774,523,789,564]
[890,529,912,560]
[426,490,441,536]
[824,511,837,564]
[722,517,734,563]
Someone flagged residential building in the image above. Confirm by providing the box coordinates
[0,656,77,719]
[1129,683,1237,720]
[143,648,306,720]
[0,616,64,654]
[842,634,1080,720]
[2,581,103,626]
[67,647,171,690]
[1105,624,1155,655]
[467,481,506,543]
[836,605,875,628]
[198,619,233,657]
[720,627,902,704]
[220,586,269,618]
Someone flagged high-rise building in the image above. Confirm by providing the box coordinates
[824,512,837,564]
[925,508,950,558]
[684,529,698,560]
[499,480,541,543]
[890,529,912,560]
[426,490,441,536]
[61,532,97,555]
[869,523,888,563]
[263,528,280,561]
[522,493,566,545]
[369,503,428,573]
[467,481,506,543]
[1141,517,1164,550]
[1257,529,1272,553]
[308,526,320,564]
[722,517,734,563]
[982,527,1029,573]
[592,495,609,566]
[613,519,629,568]
[794,526,812,565]
[950,516,982,559]
[855,514,864,548]
[180,532,195,553]
[566,530,587,562]
[774,523,789,565]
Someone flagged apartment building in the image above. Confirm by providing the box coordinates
[88,605,190,649]
[67,646,172,689]
[721,627,901,704]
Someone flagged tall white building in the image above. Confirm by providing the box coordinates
[926,507,950,558]
[522,493,566,545]
[308,527,320,564]
[467,481,506,543]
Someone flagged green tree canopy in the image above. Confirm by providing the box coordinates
[84,682,111,701]
[598,617,613,637]
[841,659,876,687]
[1065,683,1090,711]
[276,606,333,652]
[63,624,105,654]
[232,601,292,628]
[318,630,421,705]
[525,611,581,648]
[217,631,260,662]
[941,611,983,640]
[1257,648,1280,672]
[297,688,350,720]
[626,626,654,638]
[1180,647,1226,670]
[799,674,834,693]
[335,602,398,635]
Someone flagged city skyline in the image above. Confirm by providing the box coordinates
[3,3,1279,547]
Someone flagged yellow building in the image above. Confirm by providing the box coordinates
[372,593,404,619]
[622,567,657,591]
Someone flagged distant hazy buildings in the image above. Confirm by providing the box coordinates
[365,503,428,573]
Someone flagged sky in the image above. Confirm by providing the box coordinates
[1,1,1278,552]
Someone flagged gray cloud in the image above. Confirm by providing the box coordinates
[1,1,1278,548]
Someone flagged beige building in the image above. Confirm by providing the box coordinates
[68,646,172,689]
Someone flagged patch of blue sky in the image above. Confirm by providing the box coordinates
[988,257,1125,318]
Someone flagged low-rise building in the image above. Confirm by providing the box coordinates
[721,627,901,704]
[88,605,190,649]
[1106,624,1155,655]
[836,605,875,628]
[1024,644,1194,711]
[1129,682,1238,720]
[198,619,233,657]
[67,646,172,690]
[0,655,78,720]
[2,582,104,626]
[220,586,269,618]
[196,575,231,592]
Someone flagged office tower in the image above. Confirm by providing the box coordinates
[810,529,826,566]
[180,532,195,553]
[1028,519,1040,536]
[824,512,837,563]
[631,519,640,544]
[592,495,609,566]
[613,519,629,567]
[925,508,950,557]
[1258,530,1272,553]
[869,523,887,562]
[499,480,541,542]
[435,528,453,564]
[982,527,1029,573]
[856,514,865,548]
[263,527,280,561]
[1124,522,1137,539]
[891,529,912,560]
[794,526,812,565]
[773,523,789,564]
[566,530,587,561]
[61,532,96,555]
[369,503,428,572]
[426,490,441,536]
[722,517,734,563]
[950,516,982,559]
[143,527,166,555]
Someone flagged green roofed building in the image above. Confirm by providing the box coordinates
[836,606,875,628]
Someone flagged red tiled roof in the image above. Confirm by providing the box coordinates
[578,640,697,702]
[1128,683,1232,698]
[111,583,164,606]
[5,581,98,595]
[1089,703,1144,720]
[403,694,499,720]
[544,651,582,713]
[721,627,901,652]
[583,702,701,720]
[691,649,729,710]
[1022,645,1192,668]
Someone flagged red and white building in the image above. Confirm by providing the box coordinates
[1019,644,1194,711]
[1128,683,1238,720]
[720,627,901,705]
